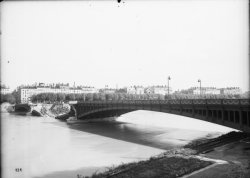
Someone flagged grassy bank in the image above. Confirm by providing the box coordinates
[184,131,249,154]
[81,149,213,178]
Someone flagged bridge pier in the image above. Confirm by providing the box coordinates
[205,108,209,121]
[212,110,216,122]
[70,105,78,119]
[191,100,194,118]
[229,111,234,123]
[224,110,228,121]
[234,110,240,124]
[239,110,243,129]
[242,111,247,126]
[221,109,225,124]
[247,111,250,127]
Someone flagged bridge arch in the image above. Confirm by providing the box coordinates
[76,106,239,131]
[72,99,250,133]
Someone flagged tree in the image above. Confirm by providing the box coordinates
[93,93,100,101]
[11,90,19,103]
[75,94,83,101]
[85,93,93,101]
[99,93,106,101]
[66,94,75,101]
[0,94,16,104]
[40,93,47,102]
[31,95,37,103]
[57,93,66,102]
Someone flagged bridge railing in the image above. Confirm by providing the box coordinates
[74,99,249,105]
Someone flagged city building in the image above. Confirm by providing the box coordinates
[0,85,11,95]
[192,87,220,95]
[144,87,154,94]
[99,85,116,94]
[126,86,144,95]
[17,83,98,103]
[153,85,172,95]
[100,88,116,94]
[80,86,99,93]
[220,87,242,95]
[145,85,172,95]
[182,87,231,95]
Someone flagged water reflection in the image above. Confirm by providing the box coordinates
[1,111,235,178]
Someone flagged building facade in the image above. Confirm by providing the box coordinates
[100,88,116,94]
[182,87,240,95]
[192,87,220,95]
[18,83,98,103]
[0,85,11,95]
[220,87,242,95]
[126,86,144,95]
[153,86,172,95]
[145,86,172,95]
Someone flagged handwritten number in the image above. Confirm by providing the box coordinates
[15,168,22,172]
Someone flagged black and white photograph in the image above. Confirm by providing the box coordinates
[1,0,250,178]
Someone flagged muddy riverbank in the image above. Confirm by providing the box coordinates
[79,131,249,178]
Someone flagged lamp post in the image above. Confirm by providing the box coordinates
[168,76,171,98]
[198,79,201,96]
[73,82,76,100]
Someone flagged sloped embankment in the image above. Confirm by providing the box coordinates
[83,149,214,178]
[49,103,70,118]
[30,103,70,118]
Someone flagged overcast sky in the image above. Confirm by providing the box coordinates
[1,0,249,91]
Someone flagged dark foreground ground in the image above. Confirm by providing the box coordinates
[80,132,250,178]
[80,149,212,178]
[188,137,250,178]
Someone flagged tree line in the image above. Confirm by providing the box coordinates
[29,92,248,103]
[30,93,165,103]
[0,90,19,104]
[1,94,16,104]
[1,91,248,105]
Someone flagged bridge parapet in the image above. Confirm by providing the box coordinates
[75,99,250,106]
[180,100,192,104]
[206,100,222,105]
[240,99,250,105]
[192,99,206,104]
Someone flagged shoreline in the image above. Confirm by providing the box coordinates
[75,148,214,178]
[76,131,249,178]
[2,103,249,178]
[33,105,250,178]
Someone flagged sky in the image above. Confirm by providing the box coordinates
[1,0,249,91]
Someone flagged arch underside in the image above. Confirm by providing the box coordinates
[78,108,136,119]
[76,106,250,133]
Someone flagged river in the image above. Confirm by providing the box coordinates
[1,111,235,178]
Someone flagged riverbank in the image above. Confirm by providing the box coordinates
[79,149,214,178]
[49,103,70,116]
[0,102,70,117]
[2,104,246,178]
[80,131,249,178]
[0,102,14,113]
[27,103,70,118]
[188,137,250,178]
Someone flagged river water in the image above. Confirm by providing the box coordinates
[1,111,235,178]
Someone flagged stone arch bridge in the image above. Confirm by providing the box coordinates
[70,99,250,133]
